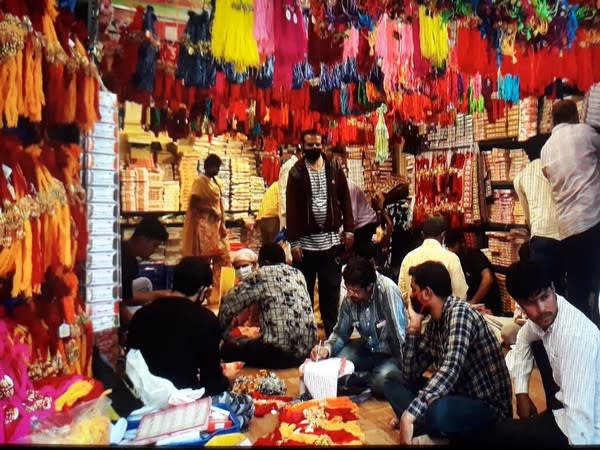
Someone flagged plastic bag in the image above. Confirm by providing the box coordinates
[29,396,111,445]
[125,349,178,409]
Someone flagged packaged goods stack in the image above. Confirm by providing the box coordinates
[518,97,538,141]
[473,112,486,141]
[506,104,519,137]
[489,148,511,181]
[583,83,600,128]
[508,149,529,180]
[345,145,365,189]
[230,154,252,212]
[539,98,554,134]
[496,273,516,314]
[147,170,164,211]
[489,189,516,224]
[485,231,526,268]
[120,168,137,212]
[179,142,208,211]
[250,176,266,213]
[84,91,121,367]
[163,181,180,211]
[134,168,150,211]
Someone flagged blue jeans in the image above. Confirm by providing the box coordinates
[336,339,400,398]
[383,371,497,438]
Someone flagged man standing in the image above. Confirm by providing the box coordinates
[397,214,468,306]
[541,99,600,322]
[469,259,600,446]
[444,229,502,315]
[513,133,565,294]
[310,256,407,398]
[127,257,230,395]
[383,261,512,445]
[286,130,354,336]
[346,178,379,256]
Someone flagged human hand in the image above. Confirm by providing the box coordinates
[291,246,303,263]
[310,344,330,361]
[516,393,538,419]
[343,232,354,251]
[399,411,416,445]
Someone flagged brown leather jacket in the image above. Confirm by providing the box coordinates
[285,154,354,244]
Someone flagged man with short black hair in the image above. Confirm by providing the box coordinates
[120,216,170,332]
[127,257,229,395]
[219,243,318,369]
[311,256,407,397]
[286,129,354,336]
[384,260,512,445]
[397,214,468,306]
[470,259,600,446]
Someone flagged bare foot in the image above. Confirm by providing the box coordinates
[389,417,400,430]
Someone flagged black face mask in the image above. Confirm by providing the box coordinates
[304,149,321,162]
[410,295,428,315]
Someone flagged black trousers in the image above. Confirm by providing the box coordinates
[460,341,568,448]
[220,339,305,369]
[353,221,378,256]
[296,245,343,337]
[562,221,600,326]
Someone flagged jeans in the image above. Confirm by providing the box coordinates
[337,339,400,398]
[383,371,498,438]
[529,236,565,296]
[297,245,343,336]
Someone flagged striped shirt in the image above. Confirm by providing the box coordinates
[218,264,318,360]
[257,181,279,219]
[506,295,600,445]
[402,297,513,422]
[541,123,600,239]
[297,160,340,251]
[513,159,560,240]
[325,273,407,358]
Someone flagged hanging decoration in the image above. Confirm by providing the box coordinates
[176,10,217,88]
[375,103,389,163]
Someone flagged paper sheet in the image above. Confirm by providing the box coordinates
[302,359,344,400]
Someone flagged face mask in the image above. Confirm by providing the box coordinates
[304,149,321,162]
[236,265,253,280]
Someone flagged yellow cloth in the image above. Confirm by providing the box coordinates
[398,239,468,305]
[55,380,94,411]
[257,181,279,220]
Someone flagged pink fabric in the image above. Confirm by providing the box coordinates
[375,14,400,94]
[273,0,307,87]
[343,26,359,60]
[253,0,274,57]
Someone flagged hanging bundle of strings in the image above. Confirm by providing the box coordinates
[0,14,28,128]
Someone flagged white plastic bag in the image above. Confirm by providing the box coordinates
[125,349,178,409]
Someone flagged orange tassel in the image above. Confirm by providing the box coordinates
[0,63,10,128]
[16,49,24,117]
[4,56,19,127]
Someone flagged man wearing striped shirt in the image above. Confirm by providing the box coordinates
[286,130,354,336]
[540,99,600,322]
[475,259,600,446]
[384,261,512,445]
[513,133,565,295]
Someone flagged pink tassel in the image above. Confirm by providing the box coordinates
[273,0,307,87]
[375,14,400,94]
[343,26,359,60]
[254,0,275,57]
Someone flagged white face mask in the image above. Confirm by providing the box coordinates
[235,265,253,280]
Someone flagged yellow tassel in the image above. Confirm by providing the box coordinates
[21,218,33,297]
[4,56,19,127]
[16,50,24,117]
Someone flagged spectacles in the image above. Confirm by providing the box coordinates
[346,286,364,296]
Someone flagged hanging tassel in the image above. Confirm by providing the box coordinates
[375,103,389,164]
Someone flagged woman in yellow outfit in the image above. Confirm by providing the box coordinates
[181,154,231,305]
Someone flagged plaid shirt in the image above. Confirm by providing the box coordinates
[402,297,512,422]
[219,264,318,359]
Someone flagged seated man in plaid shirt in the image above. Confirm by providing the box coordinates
[383,260,512,445]
[218,243,318,369]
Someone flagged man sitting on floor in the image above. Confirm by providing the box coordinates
[383,260,512,445]
[310,256,407,398]
[468,259,600,446]
[127,257,229,396]
[219,243,318,369]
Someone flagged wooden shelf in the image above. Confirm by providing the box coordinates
[477,137,524,151]
[121,211,184,217]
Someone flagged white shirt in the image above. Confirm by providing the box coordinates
[397,238,468,305]
[513,159,560,240]
[541,123,600,239]
[278,154,299,228]
[506,295,600,445]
